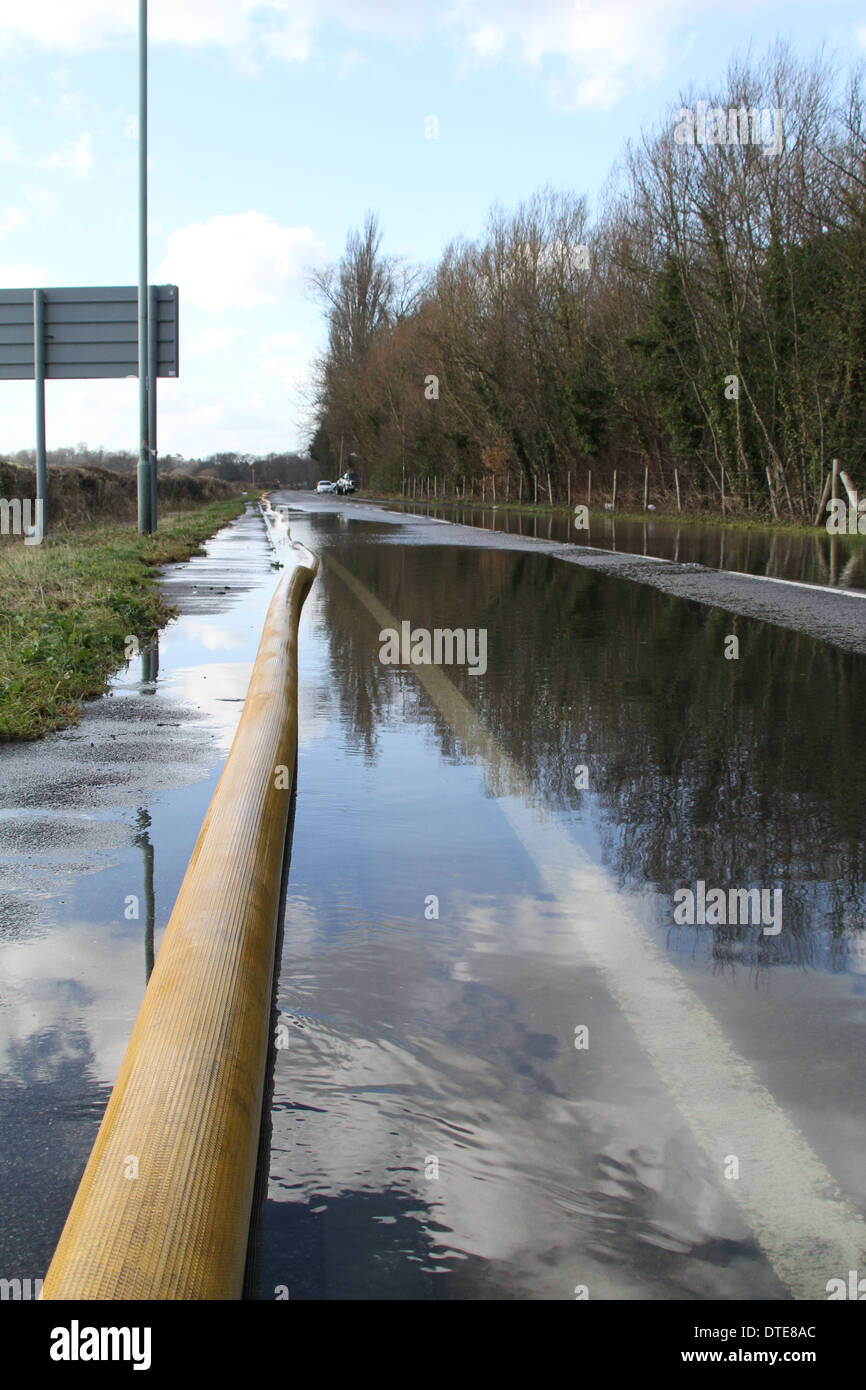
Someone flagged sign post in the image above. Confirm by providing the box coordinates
[148,284,158,529]
[33,289,47,519]
[0,285,179,537]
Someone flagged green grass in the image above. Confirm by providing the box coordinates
[0,496,253,740]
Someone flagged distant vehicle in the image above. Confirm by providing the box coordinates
[335,470,359,495]
[316,480,334,494]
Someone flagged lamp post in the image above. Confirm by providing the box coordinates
[136,0,151,532]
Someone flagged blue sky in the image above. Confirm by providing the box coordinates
[0,0,864,459]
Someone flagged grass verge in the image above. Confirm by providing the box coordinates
[0,496,253,740]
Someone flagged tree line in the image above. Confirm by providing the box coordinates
[310,44,866,520]
[3,445,316,486]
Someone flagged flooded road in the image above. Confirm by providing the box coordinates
[0,508,281,1282]
[1,494,864,1301]
[256,493,866,1300]
[381,496,866,592]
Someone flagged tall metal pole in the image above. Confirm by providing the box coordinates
[33,289,47,530]
[148,284,158,528]
[137,0,151,533]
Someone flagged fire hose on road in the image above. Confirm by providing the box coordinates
[41,539,318,1299]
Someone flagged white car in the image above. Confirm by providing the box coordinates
[316,480,334,494]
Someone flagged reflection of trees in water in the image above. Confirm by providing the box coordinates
[318,546,395,762]
[404,505,866,589]
[661,881,862,976]
[320,539,866,967]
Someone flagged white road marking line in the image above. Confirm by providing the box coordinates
[326,549,866,1299]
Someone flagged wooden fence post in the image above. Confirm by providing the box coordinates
[765,465,779,520]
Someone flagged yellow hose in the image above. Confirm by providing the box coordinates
[41,541,318,1299]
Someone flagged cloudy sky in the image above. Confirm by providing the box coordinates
[0,1,863,459]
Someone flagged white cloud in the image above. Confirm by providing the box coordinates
[0,207,26,238]
[0,2,131,50]
[38,132,94,177]
[158,211,326,310]
[549,67,628,112]
[858,25,866,51]
[467,25,506,60]
[0,1,801,111]
[0,0,430,54]
[25,188,61,219]
[174,618,245,652]
[259,328,313,391]
[153,0,280,48]
[156,379,314,455]
[455,0,694,110]
[0,261,47,287]
[260,9,315,64]
[0,915,151,1088]
[184,326,242,357]
[260,354,309,392]
[261,330,306,353]
[0,0,312,53]
[0,362,314,456]
[334,49,369,80]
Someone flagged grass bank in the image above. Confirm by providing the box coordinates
[0,496,253,740]
[0,459,242,527]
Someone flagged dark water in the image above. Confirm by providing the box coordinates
[381,498,866,592]
[257,503,866,1301]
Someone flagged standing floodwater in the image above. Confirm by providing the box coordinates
[1,497,863,1301]
[257,497,866,1300]
[382,498,866,592]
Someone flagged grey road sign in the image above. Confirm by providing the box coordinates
[0,285,179,380]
